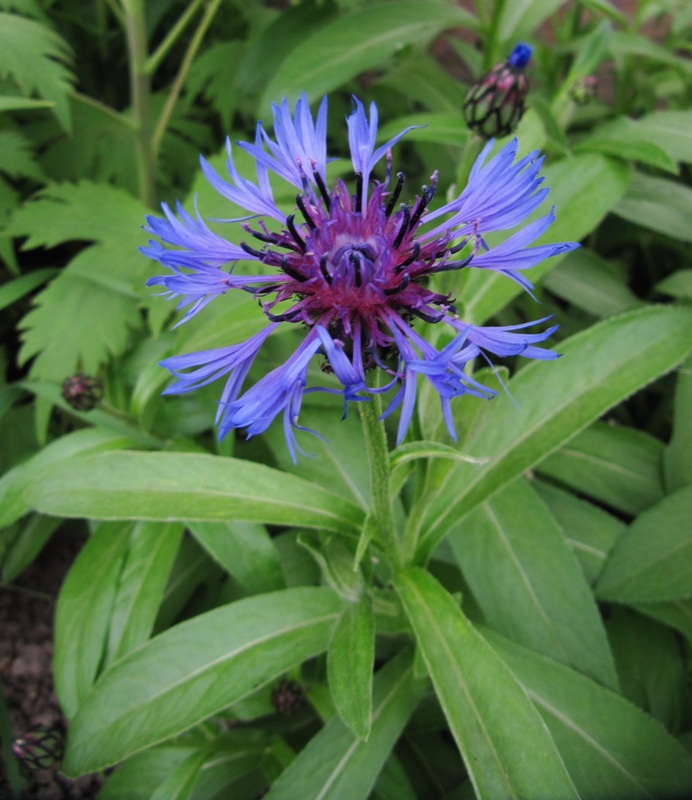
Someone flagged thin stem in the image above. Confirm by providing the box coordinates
[151,0,223,158]
[72,91,137,129]
[146,0,206,76]
[358,395,402,571]
[122,0,156,207]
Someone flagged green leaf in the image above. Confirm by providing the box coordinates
[495,0,564,44]
[0,428,138,528]
[543,247,643,319]
[607,608,686,731]
[464,154,631,324]
[634,599,692,644]
[0,95,54,112]
[0,11,74,130]
[0,268,57,312]
[260,2,476,112]
[0,512,61,581]
[54,521,134,719]
[412,305,692,562]
[106,521,184,665]
[449,478,618,688]
[575,116,678,173]
[63,587,343,775]
[664,356,692,490]
[188,520,286,594]
[629,110,692,164]
[536,422,665,516]
[534,480,624,584]
[377,113,467,148]
[610,31,692,74]
[328,595,375,740]
[614,172,692,242]
[595,485,692,604]
[26,450,365,536]
[395,568,579,800]
[657,270,692,302]
[149,750,207,800]
[266,649,425,800]
[484,629,692,799]
[8,182,149,380]
[0,129,45,180]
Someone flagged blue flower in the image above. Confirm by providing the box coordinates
[144,95,578,460]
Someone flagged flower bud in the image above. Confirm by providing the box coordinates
[271,679,304,716]
[463,43,532,139]
[12,727,64,770]
[61,373,104,411]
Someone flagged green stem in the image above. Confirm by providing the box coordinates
[146,0,206,76]
[151,0,223,158]
[122,0,156,207]
[358,395,402,571]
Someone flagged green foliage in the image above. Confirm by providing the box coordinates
[1,0,691,797]
[0,10,75,131]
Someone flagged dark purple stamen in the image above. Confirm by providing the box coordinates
[385,172,405,217]
[313,170,331,211]
[383,273,411,296]
[396,242,420,272]
[286,214,306,251]
[354,172,363,213]
[296,195,316,229]
[241,241,266,259]
[279,256,307,282]
[393,205,410,248]
[319,254,332,285]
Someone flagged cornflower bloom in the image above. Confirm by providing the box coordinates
[144,95,577,461]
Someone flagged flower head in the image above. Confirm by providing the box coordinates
[144,95,577,461]
[463,43,533,139]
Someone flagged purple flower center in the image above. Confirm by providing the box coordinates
[242,174,474,370]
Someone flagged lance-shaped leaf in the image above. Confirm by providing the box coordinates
[449,478,618,688]
[63,587,343,775]
[412,306,692,562]
[328,595,375,739]
[483,629,692,799]
[396,568,579,800]
[266,649,425,800]
[25,451,365,536]
[595,485,692,604]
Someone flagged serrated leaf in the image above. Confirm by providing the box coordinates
[449,478,618,688]
[595,485,692,603]
[63,587,343,774]
[665,356,692,491]
[24,450,365,536]
[0,95,53,112]
[0,129,45,180]
[412,306,692,562]
[6,181,146,247]
[8,182,149,380]
[266,649,425,800]
[484,628,692,799]
[260,2,476,112]
[396,568,579,800]
[19,243,145,379]
[0,11,74,130]
[0,268,57,312]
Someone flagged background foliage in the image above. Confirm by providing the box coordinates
[1,0,691,797]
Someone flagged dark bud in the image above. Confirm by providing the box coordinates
[463,42,532,139]
[271,679,304,716]
[61,373,104,411]
[12,727,64,770]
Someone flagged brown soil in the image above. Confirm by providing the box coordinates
[0,532,101,799]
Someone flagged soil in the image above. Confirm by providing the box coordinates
[0,531,101,799]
